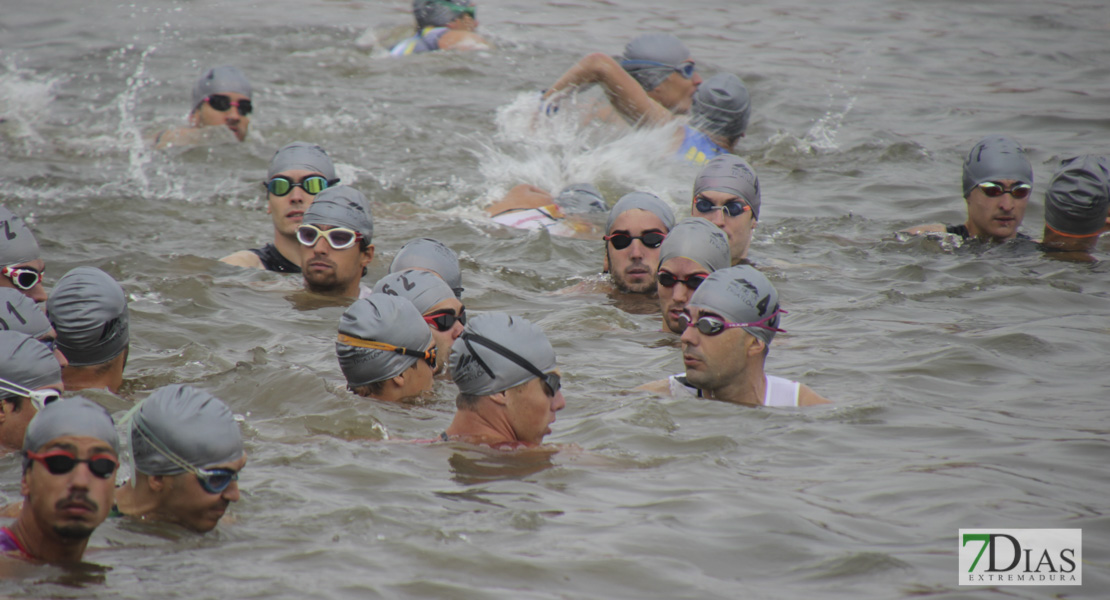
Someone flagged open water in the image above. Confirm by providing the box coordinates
[1,0,1108,598]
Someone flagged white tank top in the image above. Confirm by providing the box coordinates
[667,374,800,407]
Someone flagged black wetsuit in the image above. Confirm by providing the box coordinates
[945,224,1031,242]
[249,243,301,273]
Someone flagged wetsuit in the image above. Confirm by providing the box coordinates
[944,224,1032,242]
[667,374,802,407]
[0,527,33,560]
[676,127,730,165]
[391,27,449,56]
[248,243,301,273]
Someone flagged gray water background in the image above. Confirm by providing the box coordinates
[1,0,1108,598]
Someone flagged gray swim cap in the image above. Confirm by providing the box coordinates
[620,33,691,92]
[373,270,455,314]
[337,295,433,387]
[23,396,118,462]
[449,312,556,396]
[606,192,676,234]
[414,0,473,29]
[0,331,60,399]
[46,267,129,367]
[1044,155,1110,236]
[688,265,783,346]
[693,155,762,220]
[690,73,751,141]
[389,238,463,298]
[0,206,41,267]
[191,66,252,110]
[303,186,374,242]
[267,142,337,181]
[0,288,52,339]
[130,384,244,476]
[657,218,731,273]
[553,183,607,215]
[961,135,1034,198]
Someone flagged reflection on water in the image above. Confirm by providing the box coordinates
[446,448,559,486]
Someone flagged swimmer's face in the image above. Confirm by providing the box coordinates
[605,209,668,295]
[680,306,762,398]
[423,296,465,375]
[399,339,437,400]
[0,380,61,450]
[648,63,702,115]
[191,91,251,141]
[964,179,1028,242]
[300,224,375,298]
[39,327,68,368]
[446,11,478,31]
[0,258,47,303]
[692,191,756,265]
[156,454,246,533]
[23,435,117,542]
[657,257,710,335]
[502,375,565,446]
[267,169,323,237]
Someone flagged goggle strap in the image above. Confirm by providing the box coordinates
[460,333,548,385]
[337,334,429,361]
[123,399,207,479]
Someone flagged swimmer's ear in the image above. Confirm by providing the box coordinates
[488,390,509,407]
[149,475,166,493]
[744,334,765,358]
[361,244,375,267]
[602,248,610,274]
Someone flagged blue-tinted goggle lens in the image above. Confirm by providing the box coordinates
[197,468,238,494]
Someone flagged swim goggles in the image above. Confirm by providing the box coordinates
[977,181,1032,200]
[460,332,561,397]
[296,225,362,250]
[337,334,437,368]
[679,309,787,336]
[430,0,476,18]
[604,231,667,250]
[0,376,61,409]
[695,196,750,218]
[2,265,42,291]
[130,416,241,494]
[424,308,466,332]
[24,449,118,479]
[657,271,708,290]
[203,94,252,116]
[265,175,337,197]
[619,59,697,79]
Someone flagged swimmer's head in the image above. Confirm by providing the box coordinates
[0,289,52,340]
[687,265,783,348]
[1044,155,1110,237]
[553,183,607,215]
[337,295,434,388]
[389,238,463,298]
[23,396,119,465]
[46,267,129,368]
[449,313,556,396]
[657,218,731,274]
[606,192,676,235]
[414,0,475,29]
[191,66,252,111]
[0,207,41,268]
[373,270,455,315]
[693,155,761,221]
[267,142,337,182]
[302,186,375,243]
[961,135,1033,199]
[130,385,243,476]
[0,331,60,401]
[190,66,252,141]
[690,73,751,145]
[619,33,692,92]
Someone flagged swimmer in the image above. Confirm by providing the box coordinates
[45,267,129,394]
[544,55,750,165]
[445,313,565,449]
[690,155,761,265]
[0,289,67,367]
[221,142,340,273]
[0,207,48,303]
[336,295,436,402]
[1039,154,1110,259]
[389,237,465,298]
[655,219,731,335]
[485,183,608,238]
[114,385,246,533]
[373,270,464,376]
[904,135,1034,243]
[0,331,63,452]
[390,0,489,56]
[0,397,119,564]
[603,192,676,295]
[642,265,830,407]
[154,66,252,149]
[297,186,376,299]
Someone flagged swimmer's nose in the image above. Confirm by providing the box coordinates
[449,320,464,340]
[691,72,703,86]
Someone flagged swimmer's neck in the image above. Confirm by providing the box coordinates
[698,367,766,407]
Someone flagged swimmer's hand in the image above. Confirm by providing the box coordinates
[539,89,561,116]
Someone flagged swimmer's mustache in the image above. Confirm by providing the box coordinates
[56,490,98,513]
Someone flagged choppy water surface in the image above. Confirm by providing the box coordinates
[2,0,1108,598]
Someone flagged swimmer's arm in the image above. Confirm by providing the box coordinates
[486,185,555,216]
[438,30,491,51]
[798,384,831,406]
[635,378,671,394]
[153,126,202,150]
[220,250,265,270]
[545,53,672,128]
[900,223,947,235]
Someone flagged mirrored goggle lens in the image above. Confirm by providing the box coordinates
[979,182,1031,199]
[267,176,329,196]
[3,267,41,290]
[197,469,238,494]
[296,226,359,249]
[695,197,748,217]
[658,272,707,289]
[606,232,666,250]
[678,314,726,335]
[39,453,118,479]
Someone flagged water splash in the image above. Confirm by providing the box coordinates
[113,44,158,195]
[0,57,66,148]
